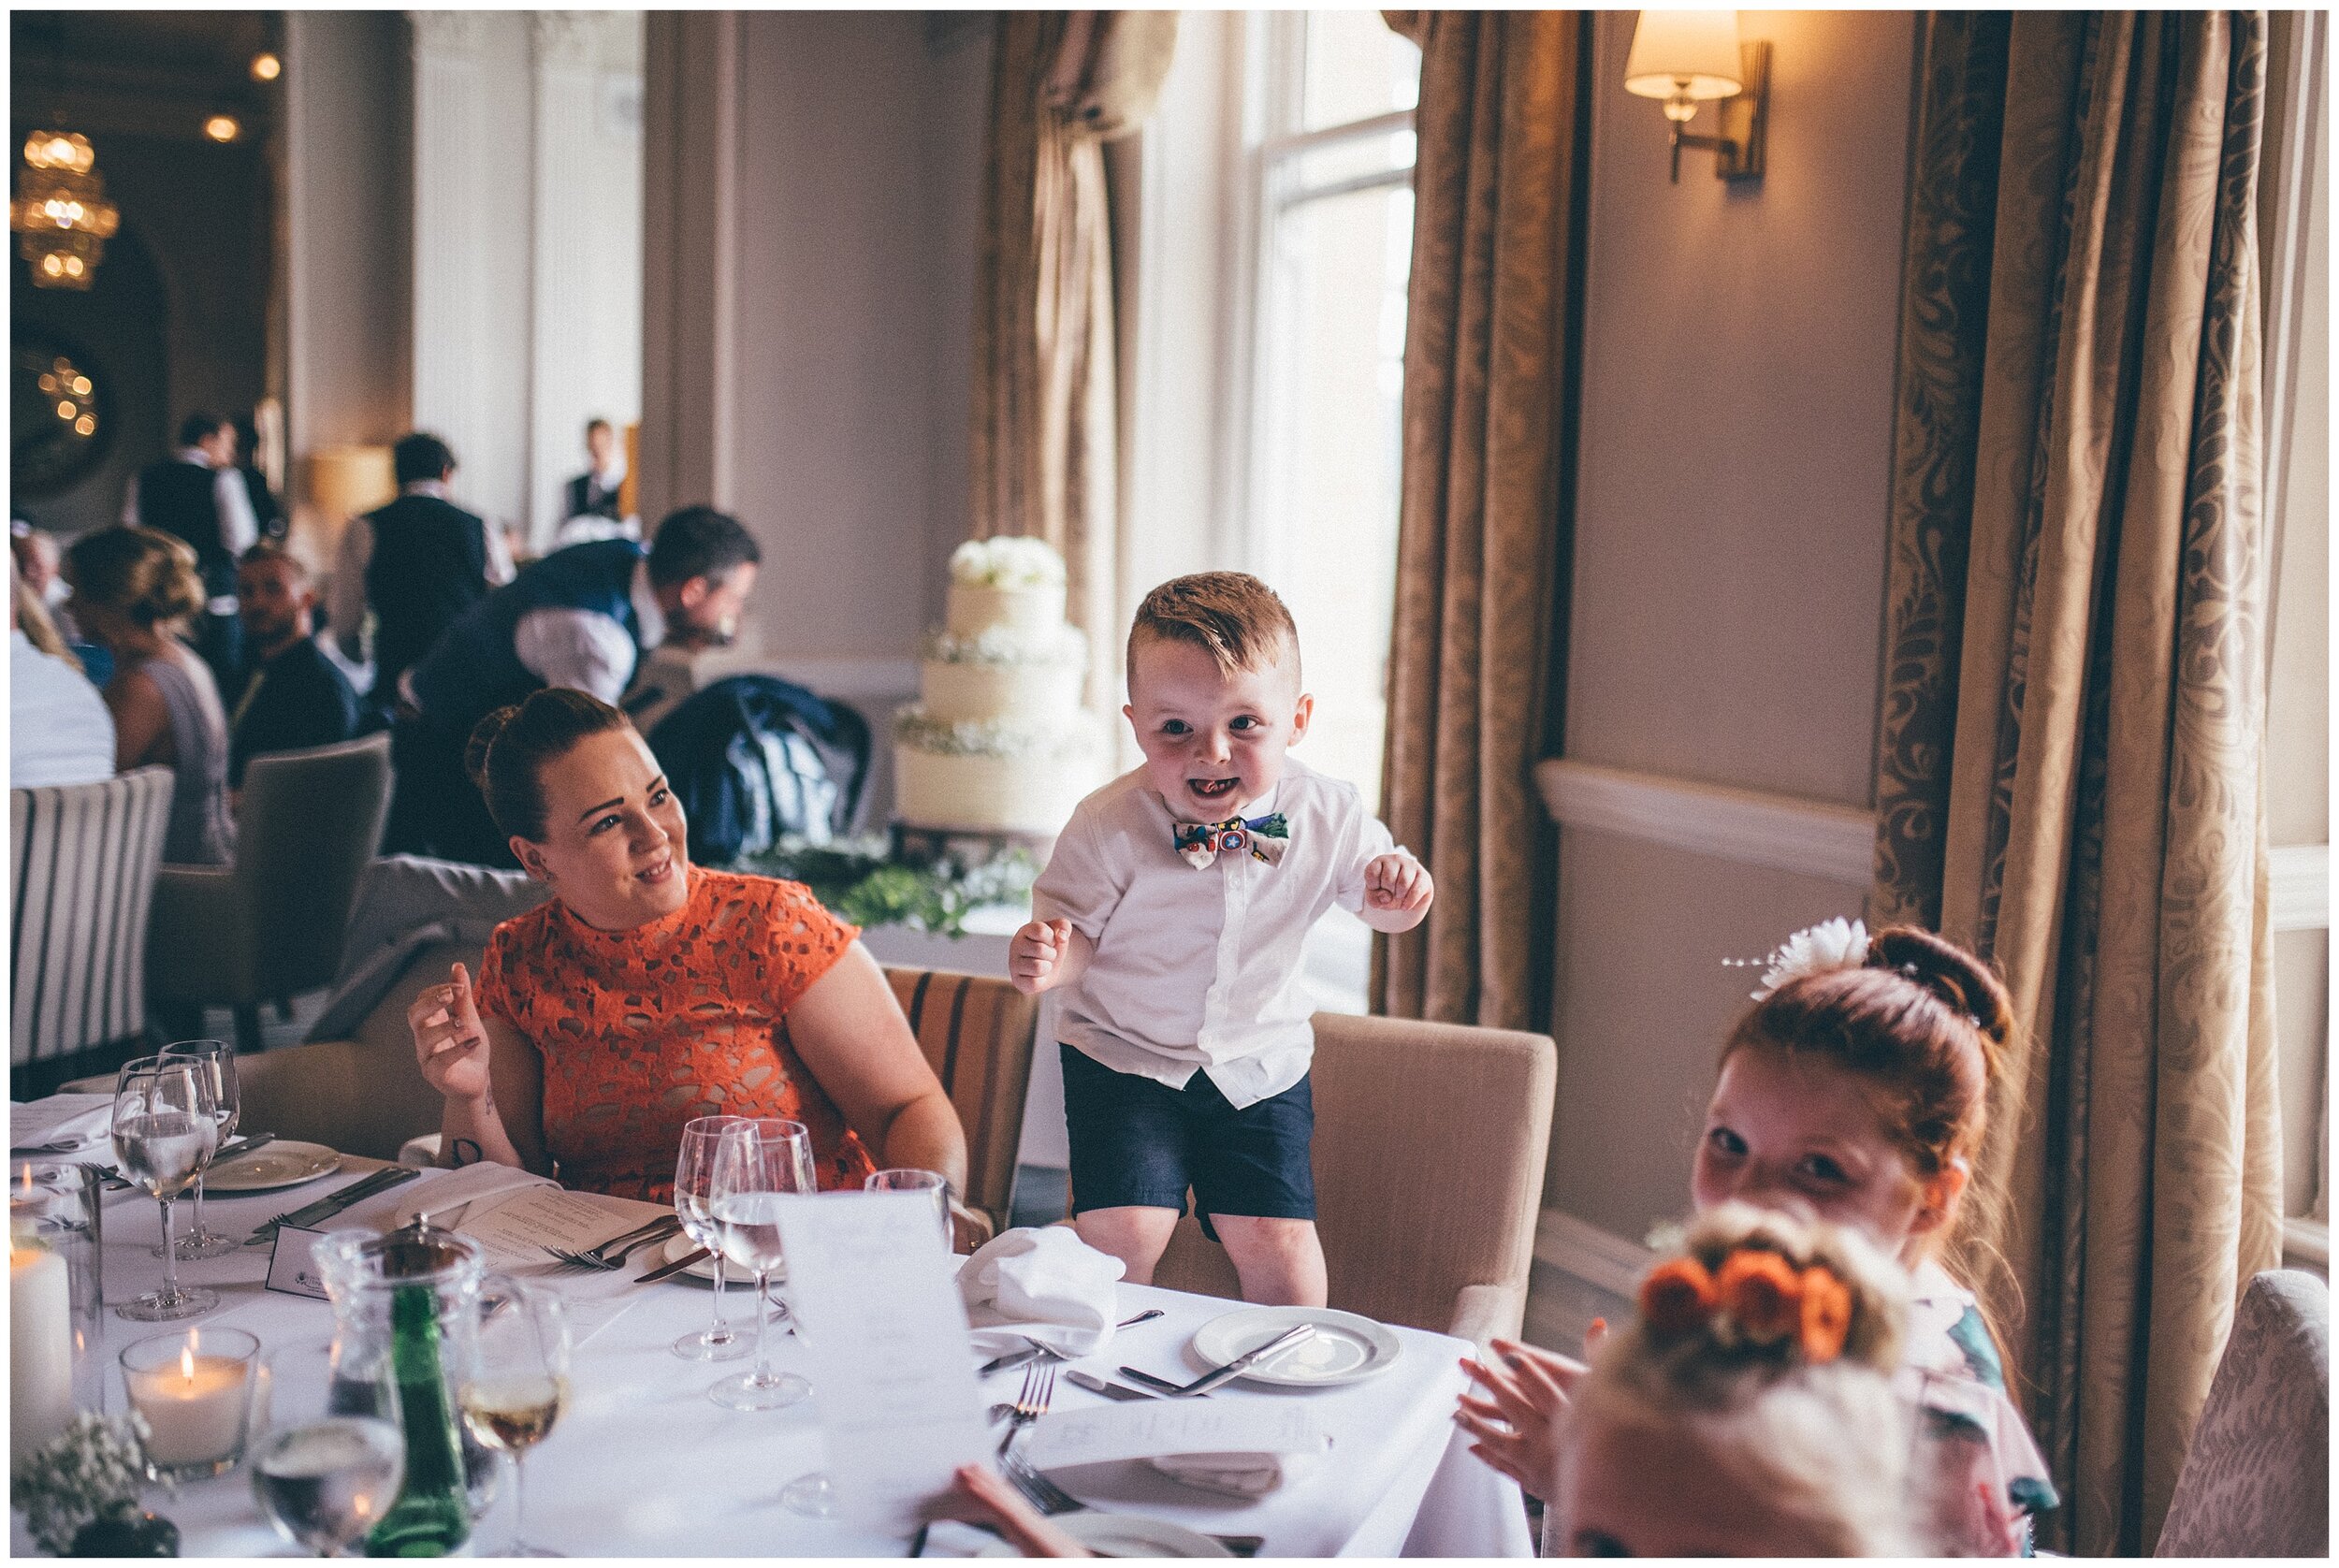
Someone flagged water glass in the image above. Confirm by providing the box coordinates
[706,1118,814,1412]
[254,1358,405,1558]
[110,1057,218,1320]
[457,1281,570,1557]
[671,1115,750,1362]
[864,1169,952,1250]
[157,1039,239,1259]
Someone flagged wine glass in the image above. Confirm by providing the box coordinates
[253,1361,405,1557]
[706,1118,814,1411]
[157,1039,238,1259]
[111,1057,219,1321]
[671,1114,751,1362]
[781,1167,953,1519]
[456,1280,570,1557]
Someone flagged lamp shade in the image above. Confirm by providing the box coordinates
[306,444,395,520]
[1624,9,1743,101]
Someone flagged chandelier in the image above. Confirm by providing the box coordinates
[10,131,122,290]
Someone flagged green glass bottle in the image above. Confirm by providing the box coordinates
[365,1283,472,1556]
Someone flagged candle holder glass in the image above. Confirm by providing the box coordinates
[120,1327,263,1481]
[12,1159,105,1412]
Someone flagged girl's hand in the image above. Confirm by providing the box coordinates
[1454,1328,1605,1500]
[1009,918,1074,995]
[940,1464,1093,1557]
[408,963,491,1104]
[1364,852,1433,912]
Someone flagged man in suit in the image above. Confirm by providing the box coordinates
[563,418,626,523]
[123,411,262,693]
[229,544,357,792]
[328,431,514,721]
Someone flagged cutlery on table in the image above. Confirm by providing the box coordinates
[634,1245,711,1285]
[246,1165,420,1245]
[996,1360,1085,1517]
[1127,1322,1317,1399]
[1063,1368,1165,1401]
[978,1309,1169,1376]
[545,1215,684,1272]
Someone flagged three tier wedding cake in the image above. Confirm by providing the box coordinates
[893,537,1102,838]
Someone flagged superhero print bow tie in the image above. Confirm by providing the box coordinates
[1173,812,1289,869]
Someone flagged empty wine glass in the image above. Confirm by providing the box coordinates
[254,1360,405,1557]
[111,1057,219,1321]
[157,1039,238,1259]
[706,1118,814,1412]
[671,1115,751,1362]
[457,1279,570,1557]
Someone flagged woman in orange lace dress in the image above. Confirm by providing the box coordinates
[405,688,978,1236]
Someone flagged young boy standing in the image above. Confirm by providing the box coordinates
[1010,573,1433,1305]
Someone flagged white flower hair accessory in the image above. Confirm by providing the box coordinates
[1724,917,1870,1001]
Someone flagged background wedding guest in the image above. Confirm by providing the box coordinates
[328,430,515,719]
[564,416,626,522]
[9,555,114,789]
[228,544,358,791]
[11,519,106,681]
[230,414,287,543]
[120,411,260,695]
[63,526,234,865]
[390,507,760,864]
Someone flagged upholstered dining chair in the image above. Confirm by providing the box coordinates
[9,766,175,1096]
[1148,1010,1558,1347]
[2154,1268,2329,1557]
[146,733,394,1052]
[881,966,1039,1240]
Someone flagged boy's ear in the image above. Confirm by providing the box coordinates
[1288,691,1314,746]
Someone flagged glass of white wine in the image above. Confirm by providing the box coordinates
[457,1279,570,1558]
[110,1056,219,1321]
[252,1365,406,1558]
[706,1118,814,1412]
[158,1039,239,1259]
[671,1114,751,1362]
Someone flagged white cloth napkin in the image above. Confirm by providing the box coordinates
[1148,1438,1332,1498]
[9,1094,114,1154]
[957,1226,1124,1358]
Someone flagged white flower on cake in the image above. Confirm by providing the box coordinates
[923,623,1089,668]
[1738,917,1870,1001]
[894,705,1087,759]
[950,536,1066,589]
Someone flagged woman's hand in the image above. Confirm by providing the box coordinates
[950,1196,996,1256]
[1454,1328,1605,1500]
[409,962,492,1104]
[940,1464,1093,1557]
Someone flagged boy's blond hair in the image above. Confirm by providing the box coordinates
[1126,572,1300,684]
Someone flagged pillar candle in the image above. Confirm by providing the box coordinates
[9,1235,73,1460]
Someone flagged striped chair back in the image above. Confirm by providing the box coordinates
[882,966,1039,1232]
[9,768,174,1068]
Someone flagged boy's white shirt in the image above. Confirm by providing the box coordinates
[1033,757,1399,1110]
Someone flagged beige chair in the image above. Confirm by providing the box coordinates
[1149,1011,1557,1346]
[9,767,176,1096]
[883,967,1039,1239]
[2155,1269,2329,1557]
[146,734,393,1052]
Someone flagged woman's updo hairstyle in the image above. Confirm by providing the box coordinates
[1725,923,2012,1183]
[63,526,205,628]
[464,687,631,841]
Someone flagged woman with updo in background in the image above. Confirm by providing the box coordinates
[64,526,234,864]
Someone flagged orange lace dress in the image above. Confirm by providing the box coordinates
[472,867,879,1201]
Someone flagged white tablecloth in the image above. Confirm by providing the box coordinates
[17,1166,1528,1558]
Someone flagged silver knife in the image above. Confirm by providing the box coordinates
[246,1165,419,1244]
[1065,1368,1165,1401]
[980,1309,1167,1376]
[1165,1323,1315,1398]
[635,1245,712,1285]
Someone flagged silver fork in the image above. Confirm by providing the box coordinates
[997,1361,1083,1516]
[543,1218,680,1273]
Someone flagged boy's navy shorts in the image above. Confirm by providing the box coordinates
[1059,1044,1315,1242]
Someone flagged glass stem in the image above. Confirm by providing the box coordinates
[709,1255,728,1335]
[190,1170,207,1239]
[513,1452,529,1550]
[750,1270,772,1384]
[156,1197,178,1300]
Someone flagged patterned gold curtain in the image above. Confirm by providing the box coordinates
[1373,12,1589,1030]
[1870,13,2281,1553]
[968,12,1176,713]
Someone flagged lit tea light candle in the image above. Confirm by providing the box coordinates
[9,1226,73,1460]
[121,1328,261,1477]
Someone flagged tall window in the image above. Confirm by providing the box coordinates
[1242,12,1420,817]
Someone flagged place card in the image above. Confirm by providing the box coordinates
[263,1226,333,1300]
[775,1191,992,1532]
[1022,1401,1331,1471]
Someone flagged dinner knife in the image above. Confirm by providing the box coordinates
[634,1245,712,1285]
[247,1165,419,1243]
[1064,1368,1165,1401]
[1160,1323,1316,1398]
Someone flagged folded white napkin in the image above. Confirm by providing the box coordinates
[10,1094,114,1154]
[958,1226,1124,1358]
[1148,1439,1331,1498]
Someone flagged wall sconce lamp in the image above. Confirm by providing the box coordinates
[1624,10,1768,183]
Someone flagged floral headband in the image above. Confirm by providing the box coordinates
[1639,1245,1855,1365]
[1722,917,1868,1002]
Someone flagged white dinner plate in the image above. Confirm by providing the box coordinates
[973,1513,1233,1559]
[203,1140,342,1193]
[1187,1306,1402,1388]
[657,1231,785,1286]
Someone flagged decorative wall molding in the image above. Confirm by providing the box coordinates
[1535,758,1874,886]
[407,10,490,58]
[1534,1207,1655,1299]
[2270,844,2331,933]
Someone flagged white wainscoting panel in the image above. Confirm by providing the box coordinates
[2271,844,2331,932]
[1535,758,1873,885]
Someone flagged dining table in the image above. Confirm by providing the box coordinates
[13,1156,1532,1558]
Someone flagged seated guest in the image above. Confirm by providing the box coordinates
[10,556,114,788]
[16,519,108,680]
[63,527,234,865]
[405,687,982,1241]
[228,544,359,790]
